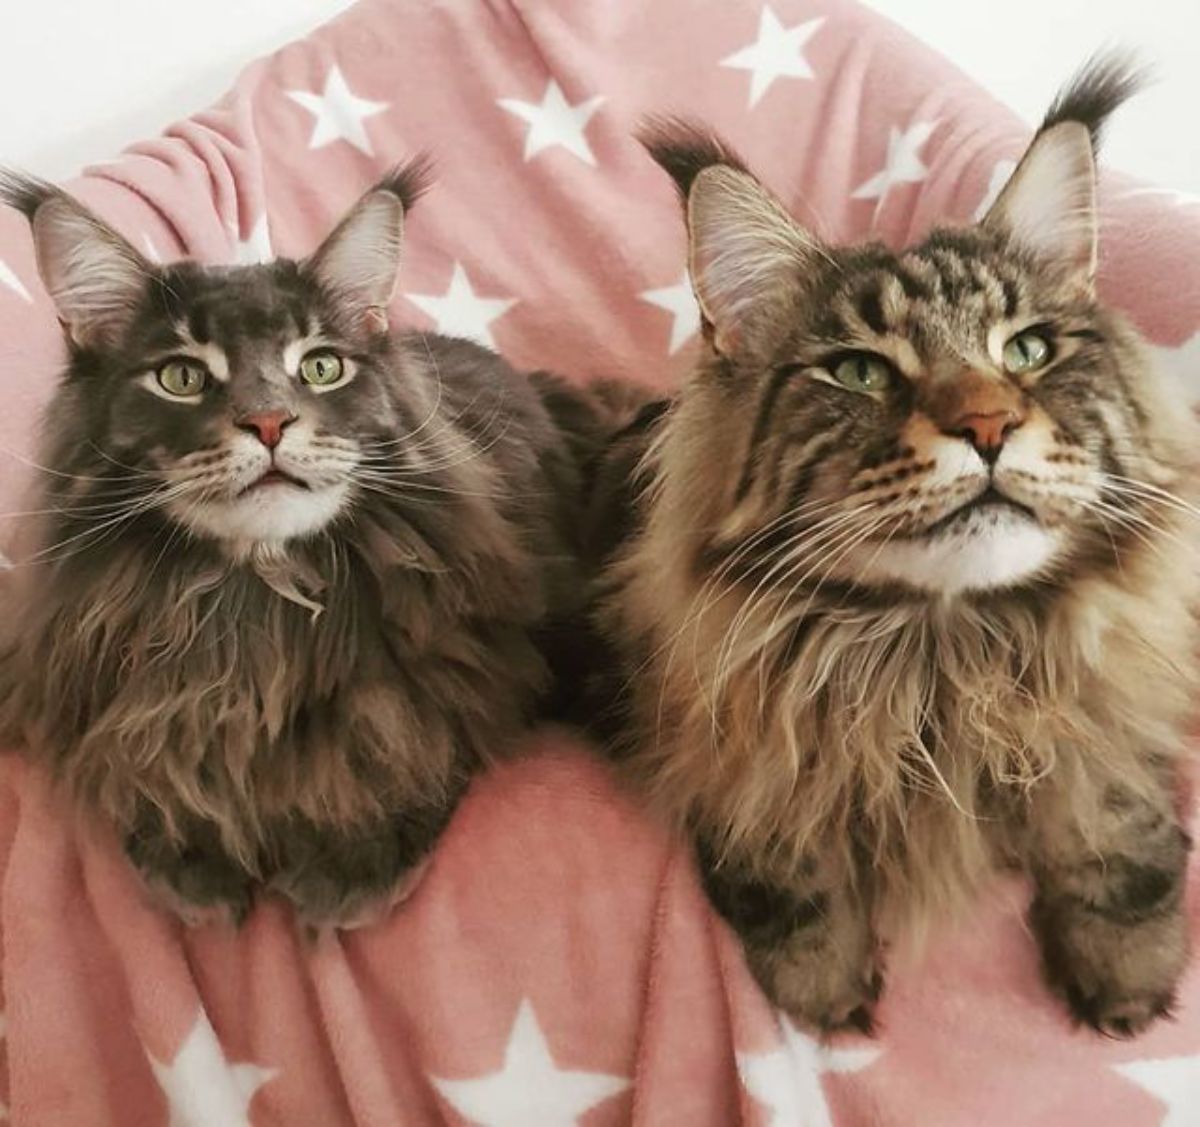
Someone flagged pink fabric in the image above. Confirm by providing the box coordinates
[1,0,1199,1123]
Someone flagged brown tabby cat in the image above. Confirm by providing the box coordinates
[0,162,592,925]
[589,57,1200,1037]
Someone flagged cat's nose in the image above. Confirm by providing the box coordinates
[236,411,297,449]
[931,372,1028,466]
[947,409,1025,464]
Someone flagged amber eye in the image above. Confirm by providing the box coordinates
[1003,330,1052,374]
[831,353,893,394]
[156,359,209,397]
[299,351,345,387]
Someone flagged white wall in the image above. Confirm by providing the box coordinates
[865,0,1200,193]
[1,0,1196,191]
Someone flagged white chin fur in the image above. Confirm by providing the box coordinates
[843,509,1061,595]
[168,482,350,547]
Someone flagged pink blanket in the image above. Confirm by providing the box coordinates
[2,1,1200,1123]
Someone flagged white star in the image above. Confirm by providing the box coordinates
[0,259,32,303]
[852,120,940,201]
[147,1012,276,1127]
[721,6,824,108]
[405,262,516,350]
[737,1014,881,1127]
[234,215,273,265]
[1113,1054,1200,1127]
[431,1000,627,1127]
[1122,186,1200,208]
[498,81,605,165]
[973,158,1018,220]
[641,271,701,354]
[286,65,388,156]
[1150,331,1200,408]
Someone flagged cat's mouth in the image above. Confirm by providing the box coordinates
[922,487,1037,537]
[240,469,311,495]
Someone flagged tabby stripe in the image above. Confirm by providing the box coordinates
[735,366,799,502]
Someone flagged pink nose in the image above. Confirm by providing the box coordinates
[948,410,1024,463]
[236,411,296,449]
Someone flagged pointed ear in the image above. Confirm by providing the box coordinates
[307,190,404,317]
[305,158,432,332]
[686,165,821,355]
[982,121,1098,286]
[5,181,151,348]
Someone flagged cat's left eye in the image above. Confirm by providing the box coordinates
[831,353,893,394]
[156,359,209,398]
[1002,329,1053,375]
[299,351,346,387]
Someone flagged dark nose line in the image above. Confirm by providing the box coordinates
[946,410,1023,464]
[235,410,297,449]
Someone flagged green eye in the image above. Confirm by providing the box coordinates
[832,353,892,394]
[156,359,209,397]
[299,351,345,387]
[1002,330,1052,374]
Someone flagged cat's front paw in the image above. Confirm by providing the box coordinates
[125,827,254,926]
[749,940,884,1036]
[1033,895,1187,1039]
[269,820,433,929]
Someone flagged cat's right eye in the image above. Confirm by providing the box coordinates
[156,359,210,398]
[830,353,893,394]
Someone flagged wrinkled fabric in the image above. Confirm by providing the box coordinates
[0,0,1198,1123]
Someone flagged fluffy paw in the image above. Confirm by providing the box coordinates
[1034,896,1187,1039]
[269,821,431,929]
[126,829,254,926]
[749,940,884,1036]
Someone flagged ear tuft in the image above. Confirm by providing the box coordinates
[638,115,751,201]
[640,122,822,357]
[1,170,150,347]
[306,156,433,320]
[982,51,1145,286]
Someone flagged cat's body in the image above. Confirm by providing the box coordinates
[588,58,1200,1037]
[0,166,592,923]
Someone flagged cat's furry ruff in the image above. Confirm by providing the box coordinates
[590,55,1200,1037]
[0,166,593,924]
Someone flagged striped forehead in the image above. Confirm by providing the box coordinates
[808,240,1028,372]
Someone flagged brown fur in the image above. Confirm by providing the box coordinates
[592,58,1199,1035]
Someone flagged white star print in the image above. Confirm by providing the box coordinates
[852,120,939,201]
[234,215,273,265]
[147,1012,276,1127]
[1150,331,1200,408]
[498,81,605,165]
[641,271,701,354]
[431,1000,627,1127]
[721,6,824,108]
[406,262,516,350]
[737,1014,880,1127]
[1114,1054,1200,1127]
[0,259,32,303]
[973,158,1018,220]
[1122,186,1200,208]
[286,65,388,156]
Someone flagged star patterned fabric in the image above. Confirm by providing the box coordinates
[0,1,1199,1125]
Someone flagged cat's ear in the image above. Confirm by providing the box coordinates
[0,172,150,348]
[640,120,820,357]
[306,157,432,332]
[982,52,1144,290]
[982,122,1098,286]
[686,166,820,355]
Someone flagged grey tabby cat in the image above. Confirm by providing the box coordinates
[0,161,592,925]
[587,56,1200,1037]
